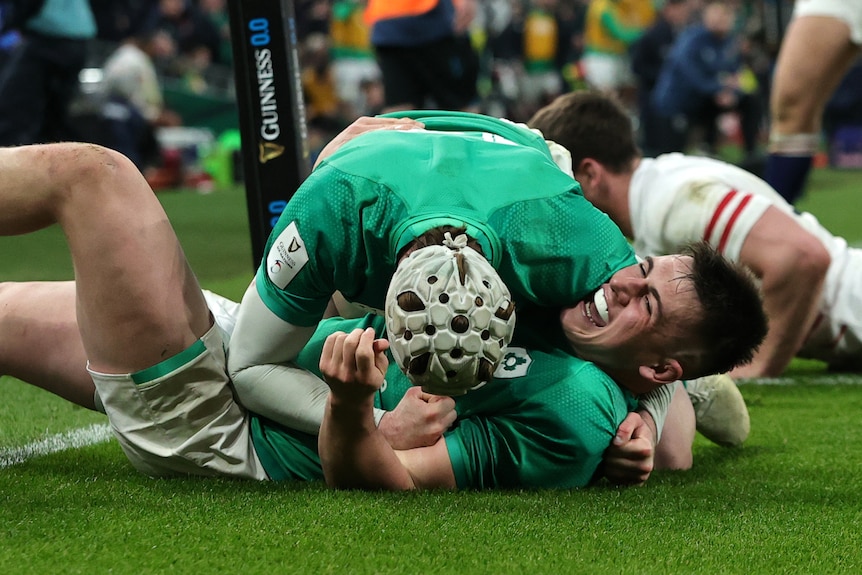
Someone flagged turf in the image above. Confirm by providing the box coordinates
[2,169,862,573]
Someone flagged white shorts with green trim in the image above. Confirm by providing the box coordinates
[88,324,268,480]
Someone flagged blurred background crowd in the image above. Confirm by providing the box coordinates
[1,0,861,190]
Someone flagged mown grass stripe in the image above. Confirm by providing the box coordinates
[0,423,113,469]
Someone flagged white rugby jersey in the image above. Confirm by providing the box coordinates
[630,153,862,366]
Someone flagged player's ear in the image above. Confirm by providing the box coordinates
[575,158,607,198]
[638,359,683,385]
[575,158,597,182]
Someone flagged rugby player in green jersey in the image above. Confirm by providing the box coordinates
[226,110,759,465]
[226,110,638,437]
[0,135,765,488]
[315,241,765,490]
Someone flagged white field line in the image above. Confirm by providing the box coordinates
[0,422,113,469]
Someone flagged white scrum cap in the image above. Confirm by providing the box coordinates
[385,232,516,396]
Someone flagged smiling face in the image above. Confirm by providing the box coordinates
[560,255,703,393]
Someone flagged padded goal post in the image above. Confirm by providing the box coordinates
[227,0,311,267]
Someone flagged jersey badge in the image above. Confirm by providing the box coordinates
[494,347,533,378]
[266,221,310,288]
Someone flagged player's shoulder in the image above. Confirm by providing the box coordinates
[564,356,622,393]
[491,347,629,438]
[638,154,729,195]
[495,345,621,396]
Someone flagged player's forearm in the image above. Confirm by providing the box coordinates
[735,207,831,377]
[319,396,416,490]
[228,284,329,430]
[232,363,329,433]
[734,282,824,378]
[232,362,388,432]
[740,263,826,377]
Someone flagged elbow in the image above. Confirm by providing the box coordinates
[226,355,243,384]
[794,239,831,285]
[227,359,255,395]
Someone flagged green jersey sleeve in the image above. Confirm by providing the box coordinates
[373,336,636,490]
[254,164,402,326]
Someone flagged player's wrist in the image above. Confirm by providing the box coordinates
[326,395,378,434]
[636,409,658,447]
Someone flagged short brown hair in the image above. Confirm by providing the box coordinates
[528,90,640,174]
[679,242,768,377]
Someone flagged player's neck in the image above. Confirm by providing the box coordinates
[599,172,635,240]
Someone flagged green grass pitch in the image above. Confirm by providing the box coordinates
[2,168,862,574]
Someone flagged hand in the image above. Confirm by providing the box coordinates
[313,116,425,168]
[319,328,389,403]
[379,387,458,450]
[601,411,656,486]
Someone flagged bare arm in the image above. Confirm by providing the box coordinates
[381,387,458,450]
[731,207,830,377]
[318,328,457,490]
[313,116,424,169]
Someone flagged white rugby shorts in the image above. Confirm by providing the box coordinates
[88,322,268,480]
[793,0,862,44]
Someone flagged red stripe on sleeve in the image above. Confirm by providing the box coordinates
[717,194,752,253]
[703,189,738,244]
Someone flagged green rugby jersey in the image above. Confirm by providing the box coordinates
[250,315,637,488]
[255,111,636,327]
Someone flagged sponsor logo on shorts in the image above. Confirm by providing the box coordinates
[266,221,309,288]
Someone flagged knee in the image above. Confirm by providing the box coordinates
[49,143,136,184]
[771,87,820,132]
[33,143,142,209]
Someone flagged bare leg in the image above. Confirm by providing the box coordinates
[654,383,695,471]
[766,16,862,203]
[771,16,861,135]
[0,281,95,409]
[0,143,210,376]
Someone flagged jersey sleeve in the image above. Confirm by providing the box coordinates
[254,164,379,327]
[443,362,632,489]
[655,180,773,262]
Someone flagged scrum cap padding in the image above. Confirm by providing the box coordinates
[385,233,516,396]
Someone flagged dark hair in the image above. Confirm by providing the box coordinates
[397,225,484,260]
[527,90,639,174]
[682,242,768,377]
